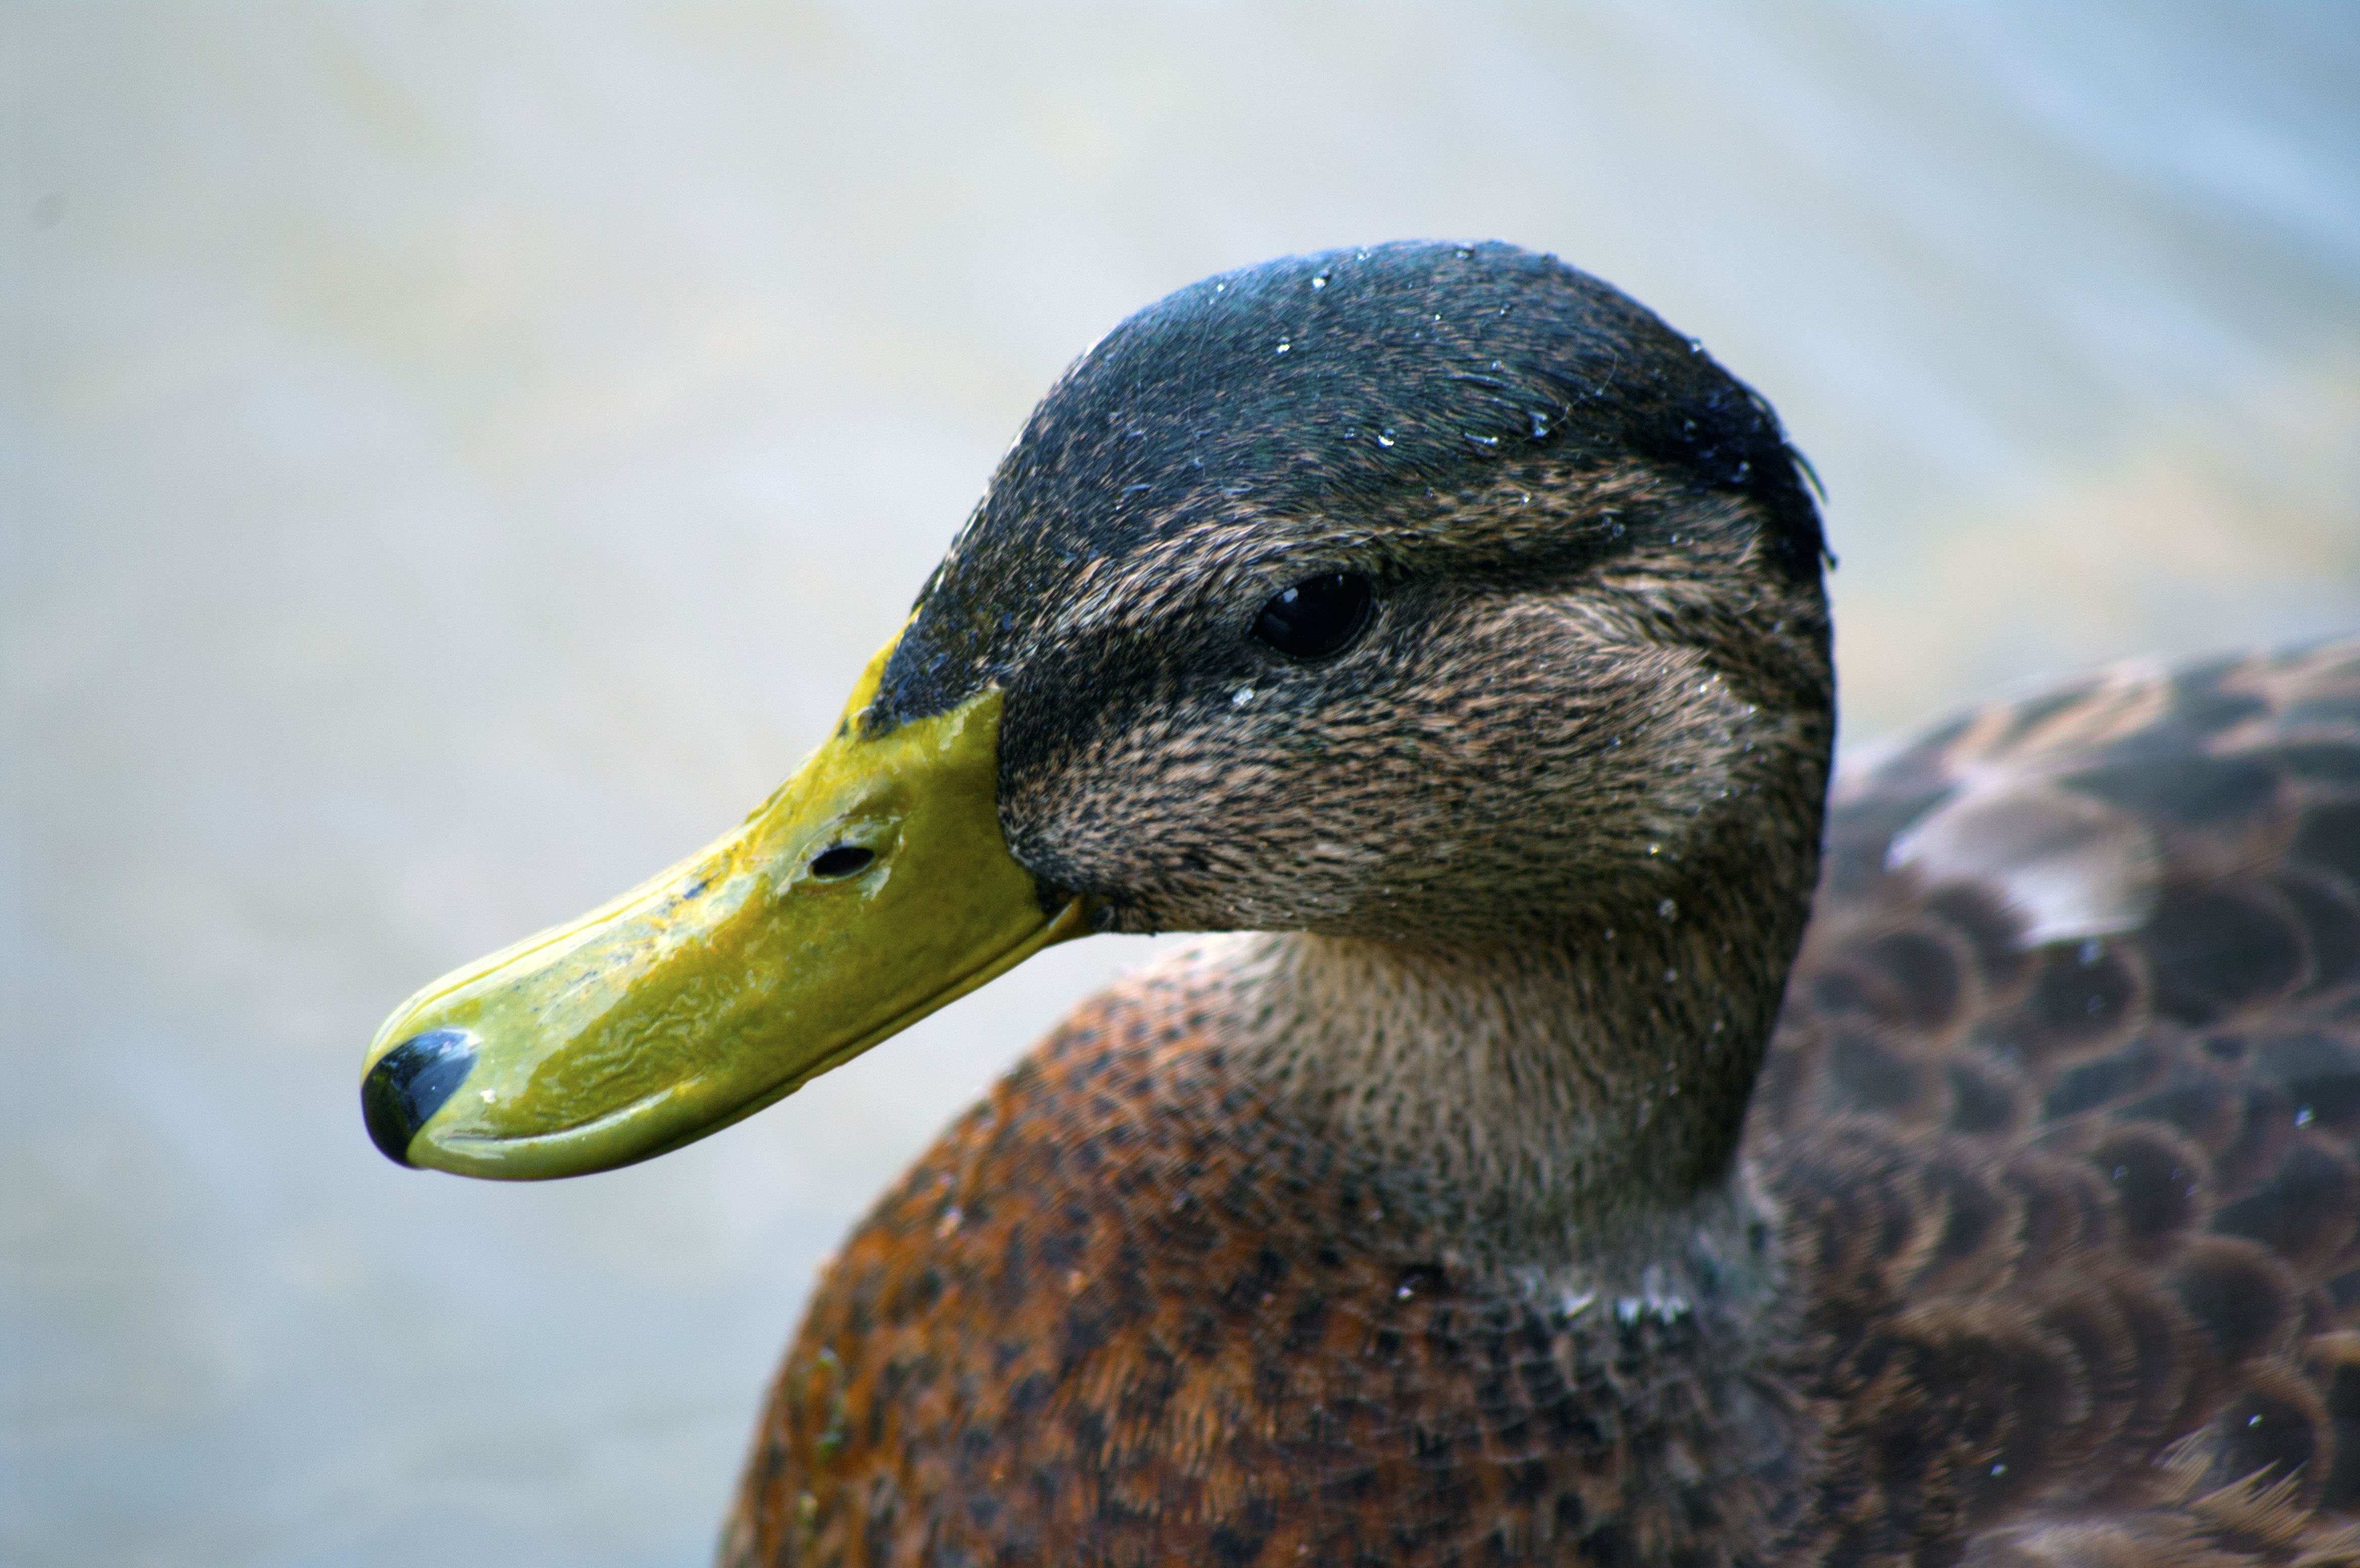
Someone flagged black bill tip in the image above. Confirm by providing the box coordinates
[362,1028,478,1165]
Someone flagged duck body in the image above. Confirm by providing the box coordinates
[731,641,2360,1567]
[728,950,1811,1566]
[355,241,2360,1565]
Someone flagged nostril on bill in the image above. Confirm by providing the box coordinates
[808,845,876,879]
[362,1028,479,1165]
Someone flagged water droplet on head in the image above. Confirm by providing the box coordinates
[1376,430,1396,447]
[1311,273,1329,289]
[1275,339,1290,355]
[1232,687,1255,708]
[1658,899,1678,921]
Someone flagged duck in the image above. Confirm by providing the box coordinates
[360,239,2360,1567]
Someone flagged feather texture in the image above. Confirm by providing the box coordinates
[724,640,2360,1566]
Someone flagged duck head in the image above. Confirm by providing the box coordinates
[362,240,1833,1181]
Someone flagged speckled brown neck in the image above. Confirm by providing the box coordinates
[1152,909,1794,1273]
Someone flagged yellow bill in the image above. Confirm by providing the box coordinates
[360,634,1086,1179]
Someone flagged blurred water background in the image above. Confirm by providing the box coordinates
[4,5,2356,1563]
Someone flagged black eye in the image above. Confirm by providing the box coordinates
[1252,572,1374,660]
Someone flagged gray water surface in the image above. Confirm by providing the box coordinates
[6,6,2357,1564]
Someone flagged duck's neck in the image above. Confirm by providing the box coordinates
[1189,896,1801,1274]
[1130,899,1822,1557]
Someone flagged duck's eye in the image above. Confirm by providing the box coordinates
[1252,572,1374,660]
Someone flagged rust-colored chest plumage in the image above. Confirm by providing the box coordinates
[726,972,1814,1568]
